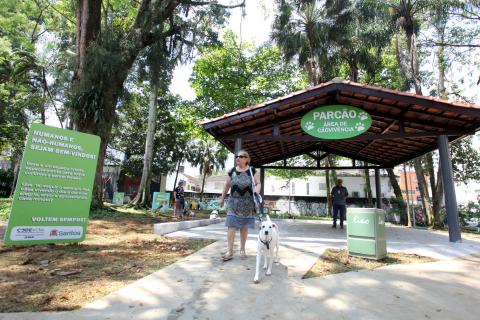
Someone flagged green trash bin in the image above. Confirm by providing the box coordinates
[347,208,387,260]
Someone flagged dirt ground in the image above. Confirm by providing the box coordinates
[303,248,436,279]
[0,207,215,312]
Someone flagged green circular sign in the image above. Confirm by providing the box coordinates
[301,105,372,139]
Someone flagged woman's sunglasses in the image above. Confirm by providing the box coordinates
[236,155,247,159]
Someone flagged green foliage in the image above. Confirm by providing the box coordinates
[0,40,45,159]
[451,136,480,183]
[187,138,229,176]
[458,201,480,223]
[110,89,193,177]
[190,31,307,118]
[0,198,11,220]
[267,156,316,181]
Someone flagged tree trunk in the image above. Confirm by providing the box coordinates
[10,160,21,197]
[349,61,359,82]
[387,168,408,225]
[410,32,422,95]
[200,169,207,202]
[426,153,443,228]
[171,160,181,204]
[402,163,412,227]
[131,83,158,206]
[413,157,433,225]
[434,169,444,228]
[327,155,337,184]
[364,165,373,207]
[74,0,102,82]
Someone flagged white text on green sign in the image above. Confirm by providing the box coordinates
[301,105,372,139]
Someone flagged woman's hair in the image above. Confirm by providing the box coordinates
[237,149,251,165]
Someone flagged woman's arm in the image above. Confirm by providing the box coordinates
[219,176,232,207]
[254,172,261,194]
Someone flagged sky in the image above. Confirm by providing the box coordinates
[169,0,274,101]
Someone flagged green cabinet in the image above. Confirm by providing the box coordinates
[346,208,387,260]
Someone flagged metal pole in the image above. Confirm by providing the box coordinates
[437,135,461,242]
[260,167,265,214]
[234,137,242,167]
[403,163,412,227]
[375,168,382,209]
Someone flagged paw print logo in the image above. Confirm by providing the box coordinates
[354,122,365,132]
[358,111,368,121]
[305,121,315,131]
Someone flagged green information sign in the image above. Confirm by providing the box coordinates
[112,192,125,205]
[4,123,100,246]
[301,104,372,139]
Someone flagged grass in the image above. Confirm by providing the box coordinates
[302,248,436,279]
[0,198,11,221]
[0,204,215,312]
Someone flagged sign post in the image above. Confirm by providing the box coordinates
[4,123,100,246]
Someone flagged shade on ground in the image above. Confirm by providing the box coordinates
[1,220,480,320]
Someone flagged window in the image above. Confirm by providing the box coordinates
[306,183,310,195]
[291,182,295,195]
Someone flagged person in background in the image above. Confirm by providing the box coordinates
[331,179,348,229]
[219,150,261,261]
[173,181,185,219]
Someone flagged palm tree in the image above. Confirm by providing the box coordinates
[388,0,435,225]
[272,0,337,85]
[187,139,228,202]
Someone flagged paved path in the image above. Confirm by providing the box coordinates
[1,220,480,320]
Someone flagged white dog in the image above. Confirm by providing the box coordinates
[254,215,279,283]
[209,209,219,220]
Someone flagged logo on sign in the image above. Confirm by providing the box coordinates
[353,216,370,225]
[10,226,83,241]
[301,105,372,139]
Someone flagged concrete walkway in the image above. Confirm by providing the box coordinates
[1,220,480,320]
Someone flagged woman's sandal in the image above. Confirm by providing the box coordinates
[222,252,233,261]
[240,250,247,260]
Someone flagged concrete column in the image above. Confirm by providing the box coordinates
[375,168,382,209]
[234,137,242,167]
[437,135,461,242]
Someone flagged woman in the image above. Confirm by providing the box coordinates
[219,150,261,261]
[173,181,185,219]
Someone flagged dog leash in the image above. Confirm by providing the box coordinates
[258,235,272,250]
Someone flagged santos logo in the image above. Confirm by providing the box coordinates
[353,217,370,225]
[11,226,83,241]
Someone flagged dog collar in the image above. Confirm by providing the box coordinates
[259,235,272,250]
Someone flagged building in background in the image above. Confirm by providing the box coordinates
[397,170,421,205]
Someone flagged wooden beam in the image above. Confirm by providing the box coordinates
[222,129,475,143]
[261,165,389,170]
